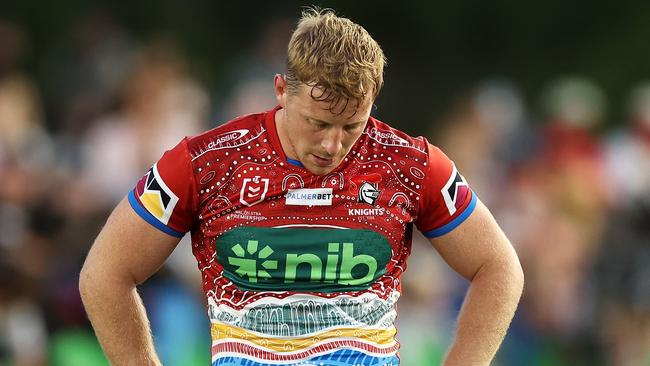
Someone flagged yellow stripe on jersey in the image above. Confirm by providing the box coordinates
[210,323,397,352]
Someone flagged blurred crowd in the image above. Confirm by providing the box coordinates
[0,12,649,366]
[402,77,650,366]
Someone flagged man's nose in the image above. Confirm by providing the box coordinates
[321,128,343,157]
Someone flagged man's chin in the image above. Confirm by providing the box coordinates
[304,162,337,176]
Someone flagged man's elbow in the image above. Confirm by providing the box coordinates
[507,251,525,299]
[78,254,115,304]
[79,252,140,305]
[481,249,525,300]
[79,259,98,305]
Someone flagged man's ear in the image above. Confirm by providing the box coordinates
[274,74,287,107]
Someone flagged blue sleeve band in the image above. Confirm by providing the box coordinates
[423,193,478,238]
[128,191,184,238]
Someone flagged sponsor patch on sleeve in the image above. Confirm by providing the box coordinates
[441,163,470,216]
[134,163,179,225]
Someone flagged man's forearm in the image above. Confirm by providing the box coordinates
[79,271,162,366]
[443,258,524,366]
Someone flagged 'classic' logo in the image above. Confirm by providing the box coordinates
[207,129,249,148]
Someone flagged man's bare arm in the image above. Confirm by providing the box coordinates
[430,199,524,366]
[79,197,182,365]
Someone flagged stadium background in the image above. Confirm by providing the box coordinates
[1,1,649,365]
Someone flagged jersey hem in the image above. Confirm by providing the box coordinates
[127,190,184,237]
[423,193,477,238]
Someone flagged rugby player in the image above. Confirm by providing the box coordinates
[79,7,524,366]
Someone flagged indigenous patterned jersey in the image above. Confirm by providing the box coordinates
[129,106,476,366]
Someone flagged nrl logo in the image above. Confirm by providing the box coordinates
[358,182,380,206]
[240,176,269,207]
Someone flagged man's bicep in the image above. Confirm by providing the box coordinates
[428,199,517,281]
[83,197,182,285]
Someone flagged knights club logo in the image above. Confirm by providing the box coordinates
[358,182,381,206]
[240,176,270,207]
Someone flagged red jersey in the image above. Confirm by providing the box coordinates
[129,106,475,366]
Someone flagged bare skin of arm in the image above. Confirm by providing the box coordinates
[79,197,181,365]
[430,199,524,366]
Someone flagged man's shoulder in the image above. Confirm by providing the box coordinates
[185,110,270,160]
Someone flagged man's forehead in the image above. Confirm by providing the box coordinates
[295,83,373,120]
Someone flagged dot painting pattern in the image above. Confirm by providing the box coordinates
[131,109,475,365]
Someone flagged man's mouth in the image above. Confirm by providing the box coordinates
[311,154,334,167]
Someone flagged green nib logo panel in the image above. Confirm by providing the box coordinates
[217,227,392,292]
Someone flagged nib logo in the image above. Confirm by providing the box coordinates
[227,240,277,283]
[218,227,393,292]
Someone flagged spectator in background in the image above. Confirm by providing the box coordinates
[593,199,650,366]
[0,260,48,366]
[71,37,212,365]
[604,83,650,205]
[594,83,650,366]
[41,10,136,142]
[0,21,54,366]
[218,18,293,120]
[0,19,55,201]
[0,13,211,365]
[503,77,609,362]
[434,78,530,206]
[77,38,210,209]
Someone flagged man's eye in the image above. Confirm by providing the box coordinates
[345,124,361,131]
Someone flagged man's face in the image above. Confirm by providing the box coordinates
[274,75,373,175]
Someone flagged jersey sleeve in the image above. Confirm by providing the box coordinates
[127,138,198,237]
[415,142,477,238]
